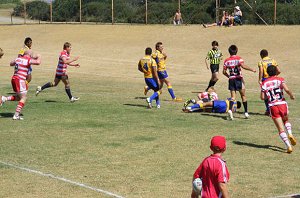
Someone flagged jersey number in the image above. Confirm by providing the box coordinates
[267,88,282,102]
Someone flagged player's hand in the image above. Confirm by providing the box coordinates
[253,69,257,73]
[290,95,295,100]
[73,56,79,61]
[75,63,80,67]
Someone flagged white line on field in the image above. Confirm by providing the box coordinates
[270,193,300,198]
[0,161,125,198]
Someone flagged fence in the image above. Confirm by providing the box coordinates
[0,0,299,25]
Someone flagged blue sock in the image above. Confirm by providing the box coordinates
[155,97,160,106]
[150,92,159,102]
[167,86,176,99]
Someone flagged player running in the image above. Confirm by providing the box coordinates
[261,65,296,153]
[258,49,281,115]
[35,42,80,102]
[138,47,161,109]
[223,45,256,119]
[0,50,41,120]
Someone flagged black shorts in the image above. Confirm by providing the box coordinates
[55,75,68,80]
[210,64,219,73]
[228,78,244,91]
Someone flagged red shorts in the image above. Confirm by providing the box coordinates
[270,104,288,119]
[11,77,28,94]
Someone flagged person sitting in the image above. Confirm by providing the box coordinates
[203,11,232,28]
[232,6,242,25]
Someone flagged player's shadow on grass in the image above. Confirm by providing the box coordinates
[134,97,147,100]
[198,113,228,120]
[233,140,286,153]
[291,195,300,198]
[0,112,20,118]
[124,103,147,108]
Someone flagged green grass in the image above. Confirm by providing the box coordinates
[0,25,300,198]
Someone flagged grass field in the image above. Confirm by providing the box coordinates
[0,24,300,198]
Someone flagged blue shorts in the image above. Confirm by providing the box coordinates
[212,100,227,113]
[145,78,159,92]
[158,70,168,79]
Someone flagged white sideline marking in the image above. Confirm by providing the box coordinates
[271,193,300,198]
[0,161,125,198]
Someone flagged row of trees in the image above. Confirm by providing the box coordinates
[8,0,300,25]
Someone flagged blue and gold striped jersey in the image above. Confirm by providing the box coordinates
[258,56,278,79]
[152,50,166,71]
[138,55,157,78]
[206,49,223,64]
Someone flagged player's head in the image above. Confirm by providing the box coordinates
[155,42,163,51]
[24,37,32,48]
[260,49,268,58]
[145,47,152,55]
[228,45,238,55]
[210,136,226,153]
[267,65,277,77]
[0,48,3,59]
[237,101,241,109]
[63,42,72,53]
[211,41,218,49]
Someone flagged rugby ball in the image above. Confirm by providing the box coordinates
[192,178,202,193]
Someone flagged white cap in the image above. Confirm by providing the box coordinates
[235,6,240,10]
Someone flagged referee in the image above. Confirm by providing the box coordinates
[205,41,223,91]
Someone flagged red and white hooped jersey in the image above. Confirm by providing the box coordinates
[261,76,286,107]
[56,50,70,76]
[12,55,31,80]
[199,91,218,101]
[223,55,244,79]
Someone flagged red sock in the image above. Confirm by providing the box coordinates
[7,96,16,101]
[15,102,25,115]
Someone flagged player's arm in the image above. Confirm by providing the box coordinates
[260,91,265,100]
[219,182,229,198]
[282,83,295,100]
[30,54,41,65]
[222,66,229,78]
[258,65,263,84]
[276,65,281,76]
[241,63,256,73]
[205,57,209,70]
[63,56,79,64]
[162,52,167,60]
[138,61,143,73]
[69,62,80,67]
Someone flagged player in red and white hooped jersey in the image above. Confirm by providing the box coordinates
[0,50,41,120]
[261,65,296,153]
[35,42,80,102]
[223,45,256,119]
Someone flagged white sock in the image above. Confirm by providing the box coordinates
[284,122,292,135]
[279,131,291,148]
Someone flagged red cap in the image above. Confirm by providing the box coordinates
[210,136,226,152]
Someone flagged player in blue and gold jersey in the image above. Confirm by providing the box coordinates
[205,41,223,91]
[258,49,281,114]
[183,98,241,120]
[138,47,161,109]
[144,42,182,102]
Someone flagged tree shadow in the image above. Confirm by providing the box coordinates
[233,140,286,153]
